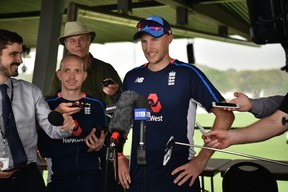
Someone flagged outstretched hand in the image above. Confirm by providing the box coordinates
[224,92,252,112]
[203,130,233,149]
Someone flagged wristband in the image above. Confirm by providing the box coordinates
[72,120,82,136]
[115,153,124,160]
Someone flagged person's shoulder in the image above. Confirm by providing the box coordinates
[93,57,110,65]
[171,60,203,72]
[172,59,196,68]
[91,57,119,72]
[45,95,59,103]
[12,78,40,90]
[126,63,147,74]
[91,55,113,67]
[12,78,30,85]
[85,95,105,106]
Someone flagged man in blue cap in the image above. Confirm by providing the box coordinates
[115,16,234,192]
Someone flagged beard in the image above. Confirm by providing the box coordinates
[0,63,19,77]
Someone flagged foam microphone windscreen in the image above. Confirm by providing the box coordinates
[108,90,139,138]
[48,111,64,126]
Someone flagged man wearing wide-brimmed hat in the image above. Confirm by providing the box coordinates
[57,21,96,46]
[45,21,122,105]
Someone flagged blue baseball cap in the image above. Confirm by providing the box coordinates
[133,16,172,40]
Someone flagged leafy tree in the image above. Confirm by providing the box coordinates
[198,64,288,97]
[197,65,234,93]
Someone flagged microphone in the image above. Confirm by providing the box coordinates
[134,96,150,165]
[48,111,64,126]
[107,90,140,161]
[47,111,82,136]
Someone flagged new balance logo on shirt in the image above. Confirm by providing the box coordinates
[135,77,144,83]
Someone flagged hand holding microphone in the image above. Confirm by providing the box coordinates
[48,111,81,135]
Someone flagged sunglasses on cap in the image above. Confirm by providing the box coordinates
[136,20,171,35]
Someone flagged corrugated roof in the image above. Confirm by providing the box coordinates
[0,0,254,46]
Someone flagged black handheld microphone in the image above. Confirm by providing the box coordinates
[48,111,64,126]
[107,90,140,161]
[134,96,150,165]
[47,111,82,136]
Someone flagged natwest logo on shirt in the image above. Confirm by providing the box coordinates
[148,93,161,113]
[148,93,163,122]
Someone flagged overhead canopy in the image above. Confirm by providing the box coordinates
[0,0,256,47]
[5,0,276,92]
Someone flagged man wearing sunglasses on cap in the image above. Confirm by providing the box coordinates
[116,16,234,192]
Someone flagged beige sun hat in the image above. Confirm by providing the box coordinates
[58,21,96,45]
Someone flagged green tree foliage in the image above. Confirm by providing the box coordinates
[198,64,288,97]
[197,65,233,93]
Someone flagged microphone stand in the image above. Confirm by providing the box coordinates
[135,108,150,192]
[165,136,288,166]
[104,142,113,192]
[104,138,118,192]
[137,120,147,192]
[137,120,146,165]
